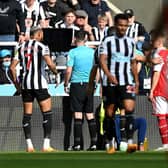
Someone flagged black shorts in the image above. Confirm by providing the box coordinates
[22,89,51,103]
[70,83,93,113]
[102,85,136,106]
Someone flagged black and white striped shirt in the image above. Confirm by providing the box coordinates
[20,1,40,36]
[21,1,40,26]
[92,26,109,42]
[126,21,146,39]
[55,20,79,30]
[14,40,50,90]
[99,34,136,86]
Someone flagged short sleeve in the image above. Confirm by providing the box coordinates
[67,50,74,67]
[99,38,108,55]
[153,51,164,72]
[42,45,50,56]
[153,63,163,72]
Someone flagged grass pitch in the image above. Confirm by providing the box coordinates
[0,151,167,168]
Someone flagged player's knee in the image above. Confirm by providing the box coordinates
[86,113,94,120]
[74,112,83,119]
[106,106,115,118]
[137,117,146,125]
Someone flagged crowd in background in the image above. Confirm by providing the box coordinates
[0,0,168,152]
[0,0,150,94]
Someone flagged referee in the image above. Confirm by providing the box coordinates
[10,26,58,152]
[99,13,139,153]
[64,30,97,151]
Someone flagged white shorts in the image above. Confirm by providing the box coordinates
[152,96,168,116]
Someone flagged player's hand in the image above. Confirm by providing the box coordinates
[108,75,118,85]
[148,91,154,102]
[13,90,21,96]
[64,86,70,94]
[64,83,70,94]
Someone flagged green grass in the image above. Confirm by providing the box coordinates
[0,151,167,168]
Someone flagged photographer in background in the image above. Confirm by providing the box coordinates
[0,49,13,84]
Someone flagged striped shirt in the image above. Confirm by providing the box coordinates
[99,34,136,86]
[55,21,79,41]
[21,1,40,26]
[55,20,79,30]
[20,1,40,35]
[92,26,109,42]
[126,21,146,39]
[14,40,50,90]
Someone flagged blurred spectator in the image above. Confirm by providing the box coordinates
[0,49,13,84]
[92,14,109,42]
[55,9,79,30]
[75,10,94,41]
[39,0,70,28]
[61,0,80,10]
[55,9,79,44]
[81,0,113,27]
[0,0,25,42]
[124,9,147,50]
[137,42,153,95]
[20,0,41,40]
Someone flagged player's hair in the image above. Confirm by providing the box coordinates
[74,30,87,42]
[30,26,42,36]
[114,13,128,24]
[153,31,167,47]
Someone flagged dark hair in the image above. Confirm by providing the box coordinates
[142,42,152,51]
[64,9,76,17]
[107,26,116,36]
[74,30,87,41]
[114,13,128,24]
[30,26,42,36]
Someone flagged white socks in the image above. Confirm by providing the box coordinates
[163,144,168,148]
[43,138,50,149]
[26,138,51,149]
[26,139,34,149]
[127,139,133,144]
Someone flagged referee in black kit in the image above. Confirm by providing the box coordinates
[10,26,58,152]
[64,30,97,151]
[99,13,139,153]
